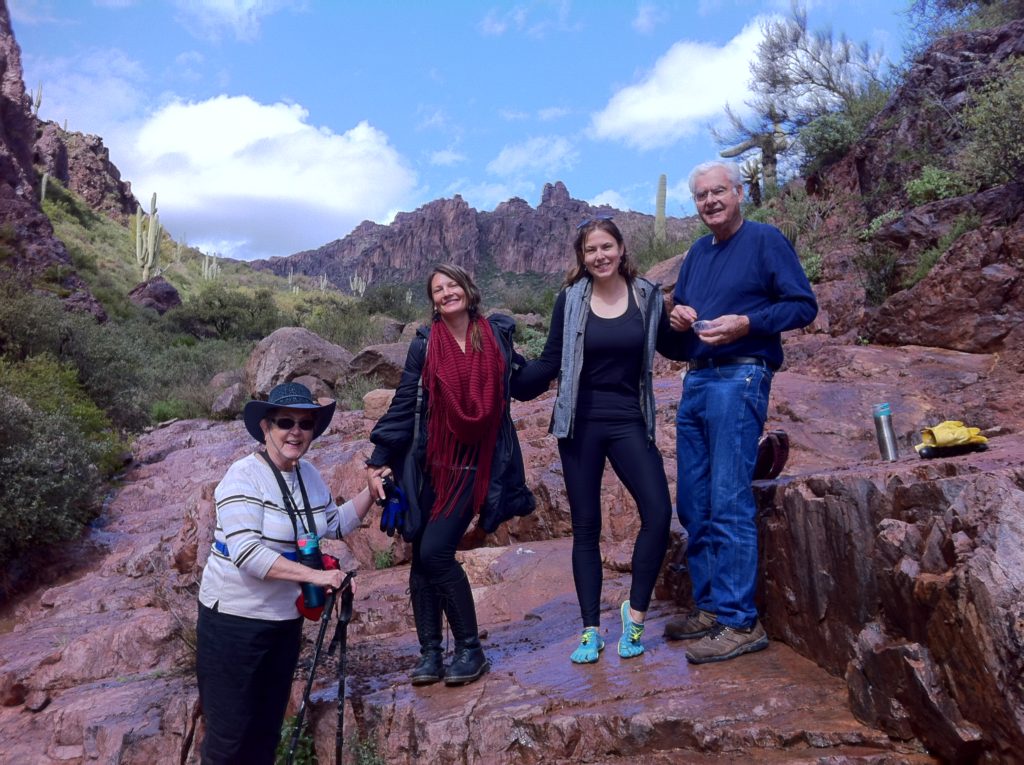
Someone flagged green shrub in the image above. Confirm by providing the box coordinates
[361,284,419,323]
[959,62,1024,186]
[372,547,395,570]
[632,235,688,274]
[515,325,548,360]
[170,284,283,341]
[275,715,316,765]
[904,213,981,287]
[856,245,902,306]
[859,210,902,241]
[800,112,858,173]
[0,391,103,564]
[337,373,384,411]
[0,285,152,429]
[905,165,969,205]
[301,296,392,352]
[0,355,127,475]
[800,250,823,283]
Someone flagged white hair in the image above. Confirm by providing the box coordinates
[688,161,742,195]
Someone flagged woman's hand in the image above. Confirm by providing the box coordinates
[365,465,391,503]
[316,567,355,594]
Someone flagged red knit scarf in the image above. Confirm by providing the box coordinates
[422,316,506,521]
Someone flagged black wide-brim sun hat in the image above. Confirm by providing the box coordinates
[242,382,336,444]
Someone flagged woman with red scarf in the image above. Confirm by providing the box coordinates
[365,264,534,687]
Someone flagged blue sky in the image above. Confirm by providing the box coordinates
[11,1,909,261]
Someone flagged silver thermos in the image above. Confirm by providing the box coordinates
[873,402,899,461]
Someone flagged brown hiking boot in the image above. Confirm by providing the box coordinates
[685,621,768,664]
[664,609,717,640]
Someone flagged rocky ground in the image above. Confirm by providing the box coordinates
[2,328,1022,763]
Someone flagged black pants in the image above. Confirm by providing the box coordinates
[411,472,477,586]
[196,603,302,765]
[559,416,672,627]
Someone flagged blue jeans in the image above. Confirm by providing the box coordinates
[675,364,772,629]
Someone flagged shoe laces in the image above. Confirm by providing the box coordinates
[704,623,728,641]
[580,628,598,645]
[627,622,644,643]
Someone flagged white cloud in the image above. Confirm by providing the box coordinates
[590,189,630,210]
[538,106,570,121]
[589,19,764,150]
[430,149,466,167]
[25,48,147,154]
[445,178,534,212]
[171,0,300,42]
[632,2,666,34]
[499,108,530,121]
[128,96,417,260]
[487,136,578,177]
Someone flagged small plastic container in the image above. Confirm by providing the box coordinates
[692,320,711,333]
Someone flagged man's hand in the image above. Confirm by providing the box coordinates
[694,314,750,345]
[669,304,697,332]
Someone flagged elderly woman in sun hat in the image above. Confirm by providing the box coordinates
[196,381,378,765]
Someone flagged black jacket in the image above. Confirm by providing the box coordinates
[367,313,535,534]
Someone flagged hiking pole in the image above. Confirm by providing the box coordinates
[329,571,357,765]
[285,586,338,765]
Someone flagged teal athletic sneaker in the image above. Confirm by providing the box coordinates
[570,626,605,664]
[618,600,646,658]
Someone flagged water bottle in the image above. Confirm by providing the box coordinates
[296,533,325,608]
[873,403,899,462]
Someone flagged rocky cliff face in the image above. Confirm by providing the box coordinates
[253,181,701,287]
[853,19,1024,215]
[0,3,103,318]
[34,121,137,223]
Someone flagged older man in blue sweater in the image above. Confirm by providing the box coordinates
[665,160,818,664]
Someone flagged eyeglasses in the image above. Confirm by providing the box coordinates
[270,417,316,431]
[576,213,614,230]
[693,186,735,203]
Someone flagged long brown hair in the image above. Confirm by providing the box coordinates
[426,263,485,351]
[565,217,638,286]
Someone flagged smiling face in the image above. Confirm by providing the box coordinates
[582,228,624,283]
[693,166,744,241]
[260,406,315,469]
[430,272,469,321]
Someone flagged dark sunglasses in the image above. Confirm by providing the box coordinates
[576,213,614,230]
[270,417,316,431]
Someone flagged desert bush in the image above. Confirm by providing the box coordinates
[337,373,384,412]
[361,284,419,323]
[958,63,1024,187]
[800,250,823,283]
[800,112,858,173]
[905,165,970,205]
[0,285,151,429]
[632,235,688,274]
[0,355,127,474]
[857,245,902,306]
[859,209,902,241]
[904,213,980,287]
[0,391,103,564]
[170,284,283,341]
[515,325,548,360]
[300,296,388,351]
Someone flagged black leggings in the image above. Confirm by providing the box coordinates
[410,472,476,586]
[559,416,672,627]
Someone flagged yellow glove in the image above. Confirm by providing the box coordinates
[915,420,988,453]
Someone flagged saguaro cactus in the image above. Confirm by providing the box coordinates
[136,192,161,282]
[655,174,667,244]
[349,272,368,297]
